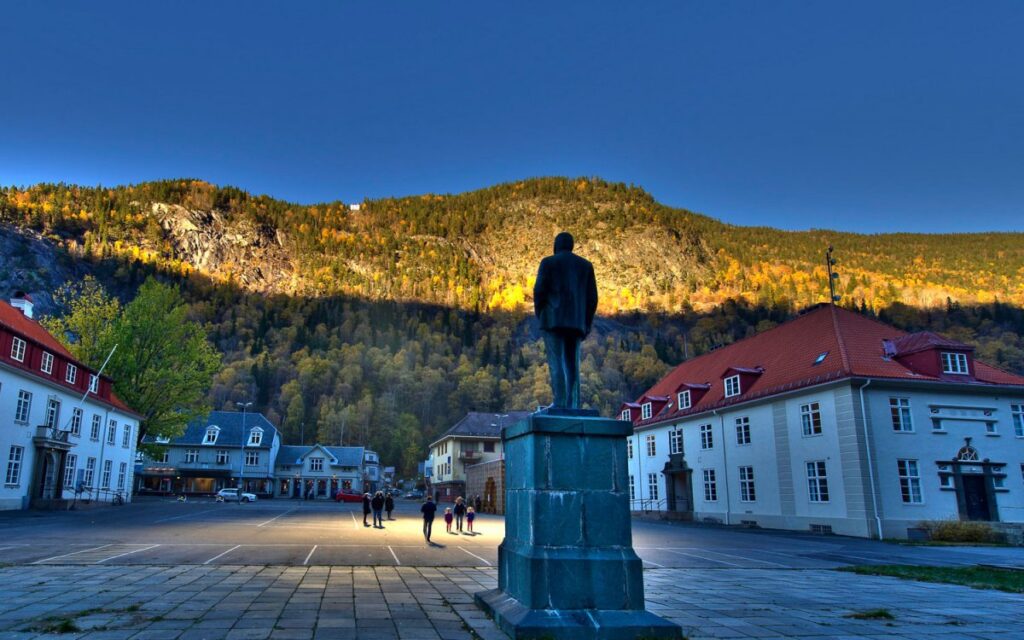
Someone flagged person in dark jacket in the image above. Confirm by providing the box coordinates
[371,491,385,528]
[533,232,598,409]
[362,493,372,527]
[421,495,437,542]
[453,496,467,533]
[384,493,395,520]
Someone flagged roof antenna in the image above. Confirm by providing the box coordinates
[825,245,841,305]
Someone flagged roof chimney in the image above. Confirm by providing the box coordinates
[10,291,34,319]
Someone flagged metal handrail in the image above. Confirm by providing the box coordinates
[629,498,669,512]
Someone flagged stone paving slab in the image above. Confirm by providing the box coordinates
[0,565,1019,639]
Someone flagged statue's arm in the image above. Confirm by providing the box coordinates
[533,260,548,318]
[585,265,598,333]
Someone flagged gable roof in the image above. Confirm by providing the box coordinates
[430,410,533,447]
[149,410,280,448]
[631,304,1024,428]
[276,444,365,467]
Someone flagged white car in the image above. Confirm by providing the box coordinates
[217,488,257,503]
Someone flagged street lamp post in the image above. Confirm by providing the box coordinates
[237,402,253,495]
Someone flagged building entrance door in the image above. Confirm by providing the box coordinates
[962,475,992,521]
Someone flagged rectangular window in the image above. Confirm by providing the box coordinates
[940,474,953,488]
[735,416,751,445]
[158,451,170,464]
[64,454,78,488]
[70,408,83,437]
[101,460,112,489]
[700,423,713,449]
[5,446,24,485]
[184,449,199,463]
[107,420,117,445]
[941,352,969,375]
[897,459,922,503]
[702,469,717,501]
[84,458,96,487]
[484,441,495,452]
[117,462,127,490]
[122,425,131,448]
[645,434,656,456]
[45,398,61,429]
[15,390,32,424]
[677,390,691,410]
[90,415,101,440]
[647,473,659,501]
[248,430,263,446]
[621,409,630,421]
[216,450,229,464]
[629,475,635,501]
[801,402,823,436]
[89,374,99,393]
[41,352,53,374]
[739,466,756,502]
[66,363,78,384]
[10,337,26,362]
[203,428,219,445]
[806,461,829,502]
[669,428,683,455]
[641,402,652,420]
[245,451,260,466]
[627,438,633,459]
[310,457,324,472]
[1012,405,1023,437]
[724,375,741,398]
[890,398,913,432]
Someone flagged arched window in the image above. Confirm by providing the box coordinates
[956,445,979,462]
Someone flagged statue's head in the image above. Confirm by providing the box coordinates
[553,232,574,253]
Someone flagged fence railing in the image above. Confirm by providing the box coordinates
[629,498,668,512]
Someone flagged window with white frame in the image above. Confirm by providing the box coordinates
[84,458,96,486]
[89,374,99,393]
[90,414,101,440]
[627,438,633,459]
[677,390,691,410]
[5,446,24,485]
[669,428,683,455]
[806,461,829,502]
[184,449,199,463]
[107,420,117,445]
[101,460,112,489]
[941,352,969,375]
[801,402,823,436]
[739,466,756,502]
[735,416,751,445]
[41,352,53,374]
[724,375,741,398]
[647,473,659,501]
[70,408,83,437]
[245,450,260,466]
[117,462,127,490]
[629,475,635,500]
[702,468,717,501]
[203,426,220,445]
[216,450,229,464]
[248,428,263,446]
[992,467,1005,488]
[122,425,131,448]
[64,454,77,488]
[15,390,32,424]
[700,423,713,449]
[940,473,953,488]
[986,421,997,434]
[621,409,631,421]
[890,398,913,432]
[10,337,26,362]
[641,402,652,420]
[158,451,170,464]
[45,398,60,428]
[66,363,78,384]
[310,457,324,472]
[1012,405,1023,437]
[897,459,922,503]
[645,434,656,456]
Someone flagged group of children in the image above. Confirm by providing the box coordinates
[443,496,476,534]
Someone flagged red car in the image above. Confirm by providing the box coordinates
[335,490,363,503]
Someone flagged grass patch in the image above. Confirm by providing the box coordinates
[839,564,1024,593]
[844,608,895,620]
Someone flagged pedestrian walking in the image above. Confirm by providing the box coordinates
[371,491,385,528]
[421,495,437,542]
[385,493,395,520]
[466,506,476,533]
[453,496,467,533]
[444,507,453,533]
[362,493,371,527]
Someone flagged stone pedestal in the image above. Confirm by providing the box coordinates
[475,412,682,639]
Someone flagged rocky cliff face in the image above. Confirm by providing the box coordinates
[0,223,89,314]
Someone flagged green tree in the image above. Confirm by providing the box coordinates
[42,276,121,367]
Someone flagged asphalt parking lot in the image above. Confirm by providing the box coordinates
[0,497,1021,569]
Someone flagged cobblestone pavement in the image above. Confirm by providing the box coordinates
[0,564,1019,640]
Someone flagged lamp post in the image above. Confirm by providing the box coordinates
[237,402,253,495]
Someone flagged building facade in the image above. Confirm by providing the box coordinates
[274,444,366,499]
[622,304,1024,539]
[0,294,140,510]
[428,411,530,501]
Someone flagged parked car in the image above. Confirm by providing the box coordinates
[335,490,364,503]
[217,488,257,503]
[404,490,424,499]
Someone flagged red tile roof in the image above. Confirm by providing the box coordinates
[630,304,1024,427]
[889,331,973,357]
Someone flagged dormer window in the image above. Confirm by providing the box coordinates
[641,402,652,420]
[941,352,969,375]
[89,374,99,393]
[66,363,78,384]
[41,352,54,374]
[724,375,741,398]
[621,409,631,421]
[10,337,26,362]
[203,426,220,445]
[677,390,691,410]
[248,428,263,446]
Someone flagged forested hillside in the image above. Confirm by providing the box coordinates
[2,178,1023,475]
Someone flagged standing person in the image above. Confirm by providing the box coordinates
[466,506,476,533]
[371,491,385,528]
[474,495,482,513]
[384,492,395,520]
[453,496,467,533]
[444,507,454,533]
[421,495,437,542]
[362,493,372,527]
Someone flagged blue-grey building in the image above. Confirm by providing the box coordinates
[274,444,366,499]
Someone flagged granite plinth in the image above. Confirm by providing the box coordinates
[476,413,682,639]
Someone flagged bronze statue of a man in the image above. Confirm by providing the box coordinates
[533,232,598,410]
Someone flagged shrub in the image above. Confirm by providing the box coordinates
[919,519,1005,543]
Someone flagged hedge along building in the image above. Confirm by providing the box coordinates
[620,303,1024,539]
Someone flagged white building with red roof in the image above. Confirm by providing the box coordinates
[620,303,1024,539]
[0,293,142,510]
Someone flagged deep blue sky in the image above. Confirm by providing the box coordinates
[2,2,1022,232]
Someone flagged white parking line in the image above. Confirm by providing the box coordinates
[350,512,358,529]
[32,544,114,564]
[691,549,788,568]
[661,548,743,567]
[642,559,666,568]
[458,546,491,566]
[257,508,297,527]
[388,545,401,565]
[96,544,161,563]
[203,545,241,565]
[303,545,318,565]
[154,508,222,523]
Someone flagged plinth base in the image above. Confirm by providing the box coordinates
[475,589,682,640]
